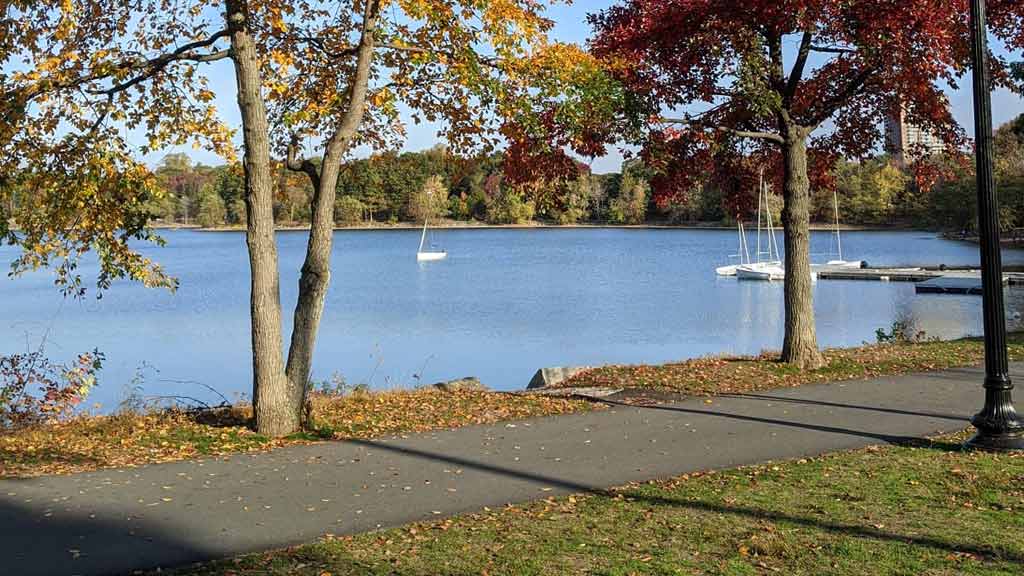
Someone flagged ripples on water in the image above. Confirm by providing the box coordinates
[2,228,1022,408]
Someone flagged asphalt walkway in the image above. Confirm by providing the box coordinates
[1,363,1014,576]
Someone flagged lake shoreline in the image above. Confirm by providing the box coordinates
[170,221,934,233]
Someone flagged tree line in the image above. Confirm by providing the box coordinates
[150,113,1024,231]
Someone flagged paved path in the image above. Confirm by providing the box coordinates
[1,364,1015,576]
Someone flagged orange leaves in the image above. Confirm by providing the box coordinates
[567,336,1023,398]
[309,388,595,439]
[0,388,594,479]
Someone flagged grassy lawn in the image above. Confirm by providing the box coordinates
[0,390,593,477]
[167,430,1024,576]
[568,333,1024,397]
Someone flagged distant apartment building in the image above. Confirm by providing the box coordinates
[884,106,946,165]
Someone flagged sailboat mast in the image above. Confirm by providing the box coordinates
[741,222,750,264]
[833,189,843,261]
[756,169,763,263]
[765,178,780,262]
[419,219,428,253]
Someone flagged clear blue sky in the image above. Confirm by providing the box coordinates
[149,1,1023,174]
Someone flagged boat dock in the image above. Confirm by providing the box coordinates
[811,265,1024,295]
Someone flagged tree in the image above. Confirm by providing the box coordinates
[335,195,364,225]
[218,0,577,435]
[406,175,449,223]
[1,2,231,293]
[582,0,1024,368]
[487,188,536,224]
[214,164,246,224]
[196,186,227,228]
[609,163,649,224]
[556,174,598,224]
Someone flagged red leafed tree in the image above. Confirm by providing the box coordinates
[590,0,1024,368]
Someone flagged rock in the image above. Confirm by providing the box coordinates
[433,377,487,392]
[522,386,622,399]
[527,366,591,390]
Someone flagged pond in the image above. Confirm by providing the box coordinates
[2,228,1022,410]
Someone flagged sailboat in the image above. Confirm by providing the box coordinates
[416,217,447,262]
[737,173,785,281]
[736,174,816,282]
[715,220,751,276]
[825,190,864,269]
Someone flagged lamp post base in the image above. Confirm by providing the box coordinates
[966,385,1024,451]
[964,430,1024,452]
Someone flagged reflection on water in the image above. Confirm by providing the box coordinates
[1,228,1022,408]
[895,286,1024,339]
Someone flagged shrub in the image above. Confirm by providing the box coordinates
[0,350,104,428]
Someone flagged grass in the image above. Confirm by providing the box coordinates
[164,430,1024,575]
[567,333,1024,397]
[0,389,594,478]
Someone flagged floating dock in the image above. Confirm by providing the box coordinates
[914,277,990,295]
[815,267,938,282]
[810,265,1024,295]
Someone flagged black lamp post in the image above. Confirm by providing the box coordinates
[965,0,1024,451]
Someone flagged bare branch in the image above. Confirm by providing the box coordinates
[659,117,784,144]
[810,45,857,55]
[785,32,813,104]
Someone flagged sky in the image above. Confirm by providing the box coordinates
[144,1,1024,174]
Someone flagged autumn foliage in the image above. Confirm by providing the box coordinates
[525,0,1024,368]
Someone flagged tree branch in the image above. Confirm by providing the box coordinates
[766,32,785,93]
[285,136,321,192]
[659,117,784,144]
[808,66,877,127]
[785,32,813,105]
[86,30,231,96]
[810,45,857,55]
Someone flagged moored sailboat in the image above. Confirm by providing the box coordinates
[825,189,865,269]
[416,218,447,262]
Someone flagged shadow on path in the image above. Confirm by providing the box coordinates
[592,397,965,448]
[716,392,968,422]
[0,497,217,576]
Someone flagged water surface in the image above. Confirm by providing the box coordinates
[2,228,1021,409]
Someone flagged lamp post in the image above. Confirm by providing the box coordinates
[965,0,1024,451]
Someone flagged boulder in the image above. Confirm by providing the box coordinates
[433,377,488,392]
[527,366,591,390]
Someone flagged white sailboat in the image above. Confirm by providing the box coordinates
[715,220,751,276]
[736,174,816,282]
[825,189,864,269]
[737,173,785,281]
[416,218,447,262]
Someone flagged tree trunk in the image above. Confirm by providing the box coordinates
[226,0,298,437]
[779,125,825,369]
[284,1,379,420]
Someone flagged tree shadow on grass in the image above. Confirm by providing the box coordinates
[348,437,1024,566]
